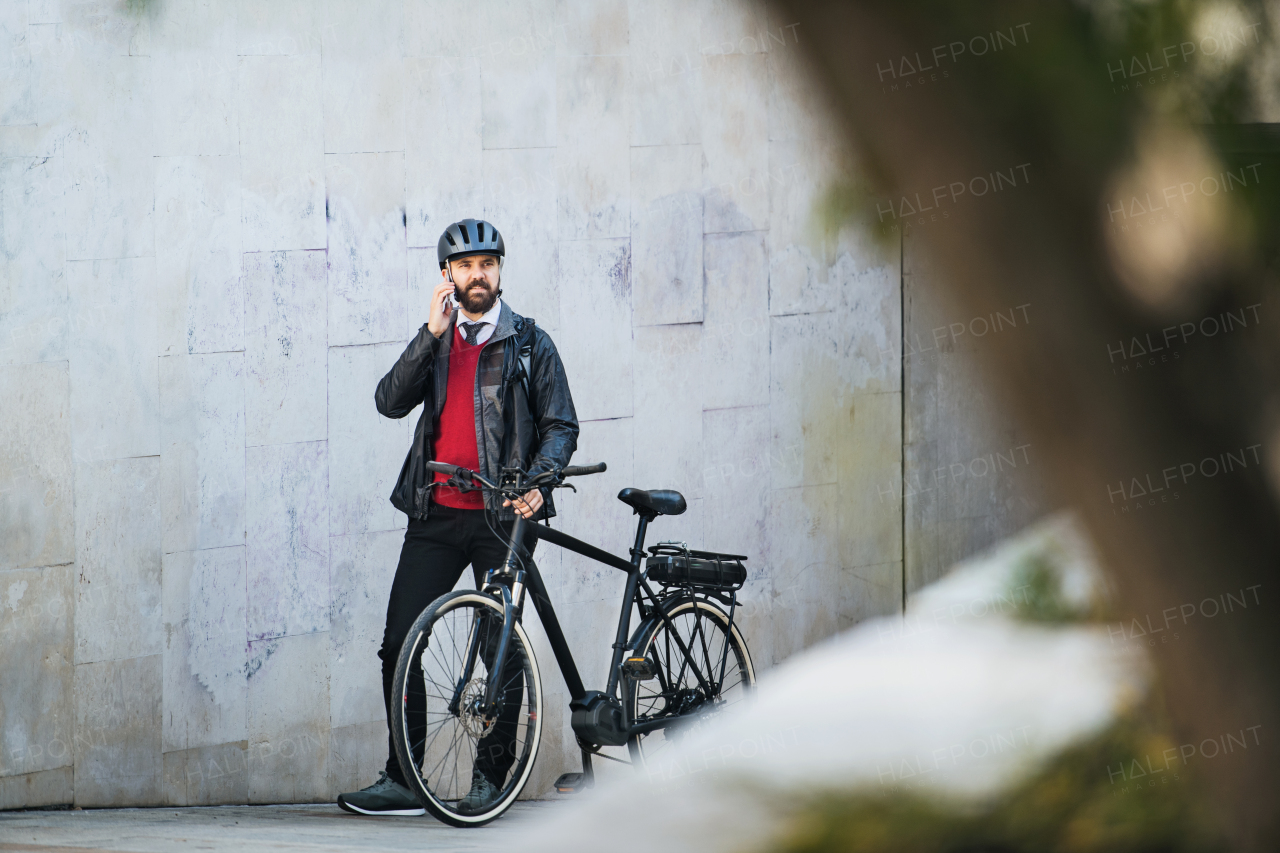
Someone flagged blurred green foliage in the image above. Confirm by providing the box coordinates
[771,704,1225,853]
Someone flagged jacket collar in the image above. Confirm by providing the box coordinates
[489,300,519,343]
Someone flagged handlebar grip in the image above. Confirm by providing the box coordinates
[562,462,607,477]
[425,460,466,477]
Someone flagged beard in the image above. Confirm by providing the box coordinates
[456,278,499,314]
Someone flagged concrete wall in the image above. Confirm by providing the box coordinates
[901,231,1051,593]
[1,0,907,807]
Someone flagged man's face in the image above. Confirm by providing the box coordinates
[447,254,500,314]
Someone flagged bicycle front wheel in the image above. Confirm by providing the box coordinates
[626,596,755,771]
[391,590,542,827]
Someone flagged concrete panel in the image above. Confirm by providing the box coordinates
[839,560,902,631]
[155,156,244,356]
[556,55,629,241]
[159,353,246,554]
[698,405,770,668]
[547,416,634,603]
[246,441,329,641]
[0,6,38,126]
[329,530,402,730]
[766,483,838,662]
[628,0,702,146]
[554,239,632,421]
[0,766,74,810]
[403,0,471,58]
[701,53,769,234]
[239,55,325,252]
[837,391,902,570]
[0,156,66,366]
[556,0,628,55]
[0,564,74,779]
[61,55,153,261]
[243,250,328,448]
[73,654,163,807]
[836,255,900,395]
[769,312,840,490]
[701,405,769,560]
[699,0,770,52]
[702,231,769,410]
[764,6,829,145]
[246,631,330,803]
[325,153,407,347]
[320,0,403,155]
[328,344,409,537]
[66,257,159,462]
[328,720,386,797]
[74,457,162,665]
[480,0,557,150]
[162,740,249,806]
[634,325,703,500]
[162,547,247,754]
[57,0,149,56]
[902,233,1047,594]
[322,56,405,155]
[0,362,74,572]
[482,52,556,151]
[767,138,839,317]
[150,0,238,157]
[630,145,703,326]
[483,148,559,330]
[404,56,483,249]
[236,0,322,56]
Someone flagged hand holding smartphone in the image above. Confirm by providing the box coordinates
[427,279,457,339]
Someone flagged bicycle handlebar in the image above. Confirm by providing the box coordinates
[423,460,605,491]
[562,462,607,477]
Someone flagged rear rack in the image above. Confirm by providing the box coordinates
[644,541,748,591]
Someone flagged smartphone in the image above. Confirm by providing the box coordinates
[444,265,460,308]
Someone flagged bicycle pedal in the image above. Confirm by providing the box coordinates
[622,655,657,681]
[554,772,592,793]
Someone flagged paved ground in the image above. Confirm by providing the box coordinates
[0,801,567,852]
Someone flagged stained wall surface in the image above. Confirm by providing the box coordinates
[1,0,912,807]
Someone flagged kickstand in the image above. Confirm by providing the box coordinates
[552,747,597,793]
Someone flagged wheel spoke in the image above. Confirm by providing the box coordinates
[628,600,753,767]
[393,596,540,821]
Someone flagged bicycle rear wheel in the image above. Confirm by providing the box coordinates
[391,590,542,827]
[626,596,754,771]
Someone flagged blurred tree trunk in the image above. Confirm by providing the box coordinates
[765,1,1280,848]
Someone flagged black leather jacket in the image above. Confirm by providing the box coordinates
[374,302,579,521]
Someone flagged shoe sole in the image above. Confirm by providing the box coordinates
[337,797,425,817]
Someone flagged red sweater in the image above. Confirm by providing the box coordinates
[431,324,485,509]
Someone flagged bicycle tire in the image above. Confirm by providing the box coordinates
[391,590,543,827]
[625,597,755,771]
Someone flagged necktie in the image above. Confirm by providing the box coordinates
[461,322,486,346]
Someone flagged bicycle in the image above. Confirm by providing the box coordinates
[390,461,756,826]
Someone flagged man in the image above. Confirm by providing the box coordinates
[337,218,579,816]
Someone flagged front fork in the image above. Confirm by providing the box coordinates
[447,513,531,719]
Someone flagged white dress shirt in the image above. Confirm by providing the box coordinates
[455,298,502,347]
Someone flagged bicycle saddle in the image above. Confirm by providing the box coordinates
[617,487,687,517]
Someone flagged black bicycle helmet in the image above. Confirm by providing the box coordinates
[437,218,505,270]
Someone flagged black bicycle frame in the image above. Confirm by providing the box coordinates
[458,505,726,742]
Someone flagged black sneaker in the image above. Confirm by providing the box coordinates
[457,769,500,814]
[337,772,425,816]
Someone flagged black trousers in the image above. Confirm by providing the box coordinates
[379,504,537,788]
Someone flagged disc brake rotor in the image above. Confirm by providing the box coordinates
[459,678,497,739]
